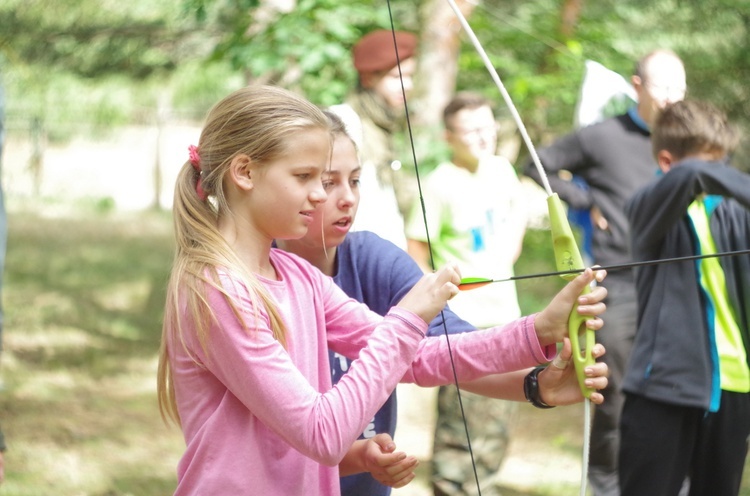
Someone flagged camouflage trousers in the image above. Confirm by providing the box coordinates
[431,386,518,496]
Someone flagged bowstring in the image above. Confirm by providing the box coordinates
[384,1,483,494]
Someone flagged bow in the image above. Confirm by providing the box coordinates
[440,4,595,495]
[439,5,597,494]
[385,1,595,493]
[441,0,595,398]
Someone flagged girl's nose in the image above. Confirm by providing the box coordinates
[339,188,356,208]
[310,185,328,204]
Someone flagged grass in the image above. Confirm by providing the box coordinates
[0,209,183,495]
[1,208,749,495]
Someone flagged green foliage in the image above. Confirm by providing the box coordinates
[183,0,261,22]
[197,0,420,105]
[3,70,138,143]
[516,227,564,315]
[456,0,623,142]
[170,59,247,120]
[1,0,230,142]
[0,0,203,80]
[4,0,750,167]
[439,0,750,170]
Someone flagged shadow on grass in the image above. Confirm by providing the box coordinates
[7,211,172,346]
[100,474,179,496]
[1,209,182,495]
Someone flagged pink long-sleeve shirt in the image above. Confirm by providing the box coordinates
[169,249,553,495]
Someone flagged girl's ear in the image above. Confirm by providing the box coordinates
[656,149,674,173]
[228,154,254,191]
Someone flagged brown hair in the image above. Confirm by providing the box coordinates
[442,92,492,131]
[157,85,331,426]
[323,109,355,147]
[651,99,738,161]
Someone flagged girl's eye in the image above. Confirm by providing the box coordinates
[296,173,311,181]
[350,178,361,188]
[322,180,334,191]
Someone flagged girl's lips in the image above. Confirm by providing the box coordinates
[331,216,352,233]
[300,211,315,225]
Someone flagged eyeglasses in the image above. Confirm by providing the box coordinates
[449,124,498,140]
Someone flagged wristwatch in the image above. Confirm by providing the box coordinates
[523,366,555,409]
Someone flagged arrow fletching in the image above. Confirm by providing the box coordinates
[458,277,494,291]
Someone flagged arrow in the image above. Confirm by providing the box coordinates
[459,248,750,290]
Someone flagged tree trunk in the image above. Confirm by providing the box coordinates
[417,0,477,128]
[560,0,583,39]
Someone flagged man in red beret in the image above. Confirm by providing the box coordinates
[329,29,418,250]
[353,30,417,110]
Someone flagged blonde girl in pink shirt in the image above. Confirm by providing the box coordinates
[156,85,608,496]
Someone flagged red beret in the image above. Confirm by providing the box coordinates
[352,30,418,74]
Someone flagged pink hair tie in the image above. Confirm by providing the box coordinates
[188,145,207,201]
[188,144,201,168]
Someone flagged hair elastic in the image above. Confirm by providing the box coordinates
[188,145,207,200]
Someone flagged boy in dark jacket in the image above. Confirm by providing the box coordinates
[620,100,750,496]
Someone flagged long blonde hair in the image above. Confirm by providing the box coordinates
[157,85,331,425]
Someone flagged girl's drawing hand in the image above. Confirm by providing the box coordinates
[397,263,461,324]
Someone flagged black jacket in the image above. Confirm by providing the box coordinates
[623,159,750,409]
[524,112,654,281]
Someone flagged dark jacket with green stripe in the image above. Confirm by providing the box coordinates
[623,159,750,409]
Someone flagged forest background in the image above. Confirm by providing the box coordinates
[1,0,750,494]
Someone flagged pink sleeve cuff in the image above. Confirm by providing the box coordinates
[386,307,428,338]
[523,314,557,363]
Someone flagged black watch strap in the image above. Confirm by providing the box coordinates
[524,366,555,409]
